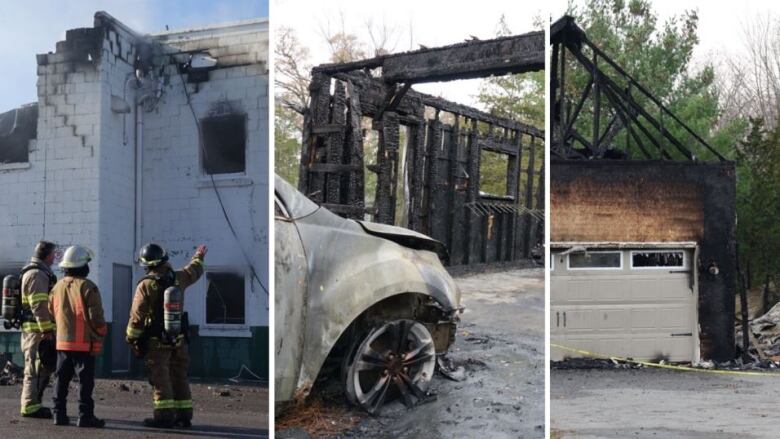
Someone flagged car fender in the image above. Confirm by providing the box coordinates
[294,242,460,397]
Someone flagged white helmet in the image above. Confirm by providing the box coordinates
[59,246,94,269]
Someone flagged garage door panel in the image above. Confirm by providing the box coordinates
[657,305,692,330]
[567,279,592,301]
[562,334,694,362]
[629,307,658,330]
[562,308,592,332]
[593,279,624,301]
[629,337,657,358]
[660,277,691,299]
[594,308,628,330]
[667,335,695,361]
[629,278,659,301]
[551,248,696,362]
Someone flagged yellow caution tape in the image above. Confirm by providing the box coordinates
[551,342,780,377]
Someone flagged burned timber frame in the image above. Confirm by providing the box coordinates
[298,31,545,266]
[550,16,737,362]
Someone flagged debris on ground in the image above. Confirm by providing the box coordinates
[748,302,780,355]
[735,301,780,368]
[229,364,267,385]
[735,281,779,321]
[551,357,644,370]
[437,355,466,381]
[276,395,364,439]
[210,387,231,397]
[0,354,23,385]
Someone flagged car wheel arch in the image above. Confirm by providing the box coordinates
[296,291,456,400]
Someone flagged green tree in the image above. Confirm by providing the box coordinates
[563,0,746,161]
[736,118,780,286]
[476,15,545,205]
[274,27,311,185]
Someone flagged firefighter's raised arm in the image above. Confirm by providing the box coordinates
[176,245,207,290]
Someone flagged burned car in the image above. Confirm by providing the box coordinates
[274,175,461,414]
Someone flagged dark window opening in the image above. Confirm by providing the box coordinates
[569,252,622,269]
[0,104,37,164]
[632,251,684,268]
[479,150,510,197]
[205,272,245,324]
[201,114,246,175]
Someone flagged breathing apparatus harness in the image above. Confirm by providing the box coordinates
[134,268,189,356]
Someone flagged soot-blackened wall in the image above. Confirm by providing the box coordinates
[551,160,737,361]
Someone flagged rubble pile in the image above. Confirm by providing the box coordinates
[0,353,24,385]
[736,301,780,368]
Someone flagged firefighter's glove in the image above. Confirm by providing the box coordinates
[195,244,207,259]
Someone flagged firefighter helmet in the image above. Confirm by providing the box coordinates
[59,246,93,269]
[139,243,168,267]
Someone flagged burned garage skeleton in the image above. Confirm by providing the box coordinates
[297,31,545,266]
[550,16,737,363]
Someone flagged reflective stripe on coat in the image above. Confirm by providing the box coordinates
[49,277,107,354]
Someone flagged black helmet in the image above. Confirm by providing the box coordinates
[138,243,168,267]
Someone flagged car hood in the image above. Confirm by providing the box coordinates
[356,220,449,263]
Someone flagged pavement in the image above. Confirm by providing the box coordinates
[279,267,545,439]
[0,378,268,438]
[551,368,780,438]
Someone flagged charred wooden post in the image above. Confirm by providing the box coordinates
[523,135,537,258]
[376,112,399,224]
[298,29,544,267]
[325,81,347,205]
[345,80,365,216]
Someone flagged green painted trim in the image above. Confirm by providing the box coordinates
[187,326,269,379]
[0,332,24,366]
[0,324,268,380]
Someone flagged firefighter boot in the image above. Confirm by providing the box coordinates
[77,415,105,428]
[23,407,52,419]
[53,411,69,426]
[143,417,174,428]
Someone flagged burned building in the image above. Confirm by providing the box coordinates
[549,16,736,363]
[296,31,545,266]
[0,12,268,378]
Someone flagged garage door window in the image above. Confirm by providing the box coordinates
[568,252,622,270]
[631,251,685,269]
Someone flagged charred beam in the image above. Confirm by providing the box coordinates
[314,31,543,83]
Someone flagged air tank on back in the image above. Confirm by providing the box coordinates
[2,275,20,329]
[163,286,182,338]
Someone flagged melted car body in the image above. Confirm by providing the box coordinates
[274,175,461,411]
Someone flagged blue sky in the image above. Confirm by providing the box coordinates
[0,0,268,111]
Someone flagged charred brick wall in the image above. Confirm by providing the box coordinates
[551,160,737,361]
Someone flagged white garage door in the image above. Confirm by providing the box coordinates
[550,248,697,362]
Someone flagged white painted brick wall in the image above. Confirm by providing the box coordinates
[0,17,269,331]
[139,26,269,328]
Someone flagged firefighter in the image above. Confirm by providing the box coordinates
[19,240,57,418]
[126,243,206,429]
[49,245,107,428]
